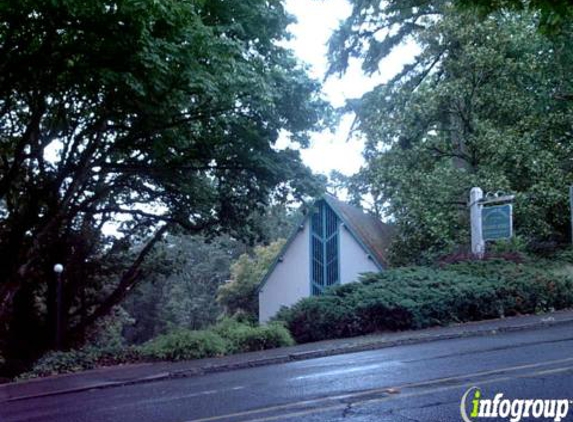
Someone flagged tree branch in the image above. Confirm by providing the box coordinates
[68,224,170,340]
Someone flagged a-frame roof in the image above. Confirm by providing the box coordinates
[257,194,394,292]
[323,194,394,268]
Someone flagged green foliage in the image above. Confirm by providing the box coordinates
[138,329,228,361]
[20,319,294,379]
[216,318,291,351]
[217,239,286,320]
[135,319,294,362]
[457,0,573,33]
[18,346,141,380]
[85,307,134,349]
[122,235,245,344]
[0,0,327,374]
[276,261,573,343]
[275,295,359,343]
[329,4,573,265]
[122,209,300,345]
[213,318,294,353]
[554,248,573,265]
[329,0,572,75]
[488,237,528,255]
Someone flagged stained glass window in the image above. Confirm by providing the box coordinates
[310,201,339,295]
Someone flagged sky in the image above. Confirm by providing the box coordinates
[282,0,420,177]
[55,0,418,236]
[46,0,418,179]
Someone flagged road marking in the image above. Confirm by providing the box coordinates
[184,357,573,422]
[101,386,247,411]
[232,366,573,422]
[147,385,246,403]
[292,363,400,380]
[521,366,573,377]
[239,376,514,422]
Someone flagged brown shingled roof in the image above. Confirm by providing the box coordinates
[324,194,394,268]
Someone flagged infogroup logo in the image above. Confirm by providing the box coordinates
[460,387,571,422]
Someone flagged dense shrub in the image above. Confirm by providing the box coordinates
[438,251,525,265]
[19,350,91,379]
[553,247,573,265]
[276,261,573,343]
[19,320,294,380]
[138,329,228,361]
[213,318,294,353]
[274,294,359,343]
[18,346,142,380]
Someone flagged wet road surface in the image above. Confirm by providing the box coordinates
[3,323,573,422]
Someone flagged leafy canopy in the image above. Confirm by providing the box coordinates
[0,0,327,371]
[328,0,573,79]
[328,2,573,264]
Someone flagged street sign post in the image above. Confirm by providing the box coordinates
[482,204,512,241]
[470,187,485,258]
[469,188,514,258]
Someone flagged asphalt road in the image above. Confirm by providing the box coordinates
[3,323,573,422]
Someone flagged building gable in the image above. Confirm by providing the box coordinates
[257,195,392,293]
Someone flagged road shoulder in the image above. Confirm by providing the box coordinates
[2,309,572,403]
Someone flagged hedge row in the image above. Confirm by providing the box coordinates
[275,260,573,343]
[19,319,293,379]
[21,259,573,378]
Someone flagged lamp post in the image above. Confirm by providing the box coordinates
[53,263,64,350]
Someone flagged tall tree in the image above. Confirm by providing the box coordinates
[327,0,573,78]
[0,0,326,369]
[217,238,286,321]
[122,202,301,343]
[122,235,245,344]
[329,2,573,264]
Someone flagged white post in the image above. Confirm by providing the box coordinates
[470,187,485,258]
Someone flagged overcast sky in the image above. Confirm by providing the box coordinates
[282,0,420,177]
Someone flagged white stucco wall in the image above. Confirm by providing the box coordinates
[339,225,380,284]
[259,220,383,323]
[258,221,310,323]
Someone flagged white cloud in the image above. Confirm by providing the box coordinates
[284,0,420,177]
[300,114,364,176]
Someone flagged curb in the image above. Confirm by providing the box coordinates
[5,315,573,403]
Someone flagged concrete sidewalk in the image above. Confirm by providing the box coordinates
[2,309,572,403]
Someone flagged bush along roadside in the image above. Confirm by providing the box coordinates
[18,320,293,380]
[20,258,573,380]
[275,259,573,343]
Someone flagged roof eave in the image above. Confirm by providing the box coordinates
[323,195,387,271]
